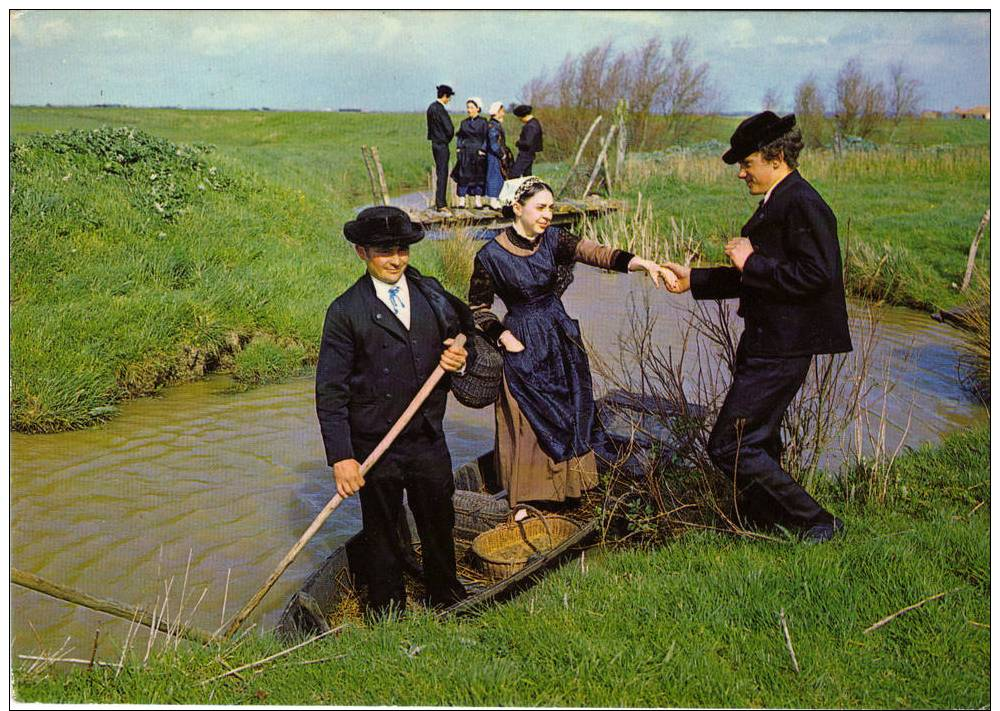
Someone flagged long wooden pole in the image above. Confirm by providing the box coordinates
[557,115,603,199]
[370,146,391,206]
[219,334,467,640]
[960,208,990,293]
[360,146,381,205]
[10,567,214,646]
[582,123,618,200]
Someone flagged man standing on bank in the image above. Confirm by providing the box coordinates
[426,84,455,212]
[509,104,543,178]
[664,112,852,543]
[316,206,473,616]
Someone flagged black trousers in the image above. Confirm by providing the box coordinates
[356,434,466,615]
[510,151,535,178]
[707,344,835,532]
[431,142,450,209]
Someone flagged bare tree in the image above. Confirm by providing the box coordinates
[794,75,826,148]
[761,87,782,112]
[834,57,885,139]
[887,62,922,124]
[655,37,715,143]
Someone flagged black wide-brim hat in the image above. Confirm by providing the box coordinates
[344,206,424,247]
[722,111,797,164]
[511,104,532,118]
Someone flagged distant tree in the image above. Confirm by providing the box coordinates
[761,87,782,113]
[834,57,885,139]
[887,62,922,124]
[794,75,826,148]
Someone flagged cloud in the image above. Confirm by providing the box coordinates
[10,14,73,47]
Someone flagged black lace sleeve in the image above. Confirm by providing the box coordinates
[467,254,505,343]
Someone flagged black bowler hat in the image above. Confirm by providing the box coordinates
[436,84,455,97]
[511,104,532,118]
[344,206,424,247]
[722,111,797,164]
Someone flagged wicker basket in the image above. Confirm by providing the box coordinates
[471,505,582,581]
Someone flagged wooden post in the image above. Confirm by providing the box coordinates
[11,567,215,646]
[615,114,628,185]
[428,168,436,209]
[960,209,990,292]
[360,146,382,205]
[370,146,391,205]
[557,115,603,200]
[581,123,618,199]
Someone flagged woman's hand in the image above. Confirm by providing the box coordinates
[499,330,525,353]
[628,256,678,292]
[661,263,691,293]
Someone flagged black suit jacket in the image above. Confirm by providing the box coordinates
[690,170,852,357]
[426,101,454,144]
[516,117,543,153]
[316,267,475,465]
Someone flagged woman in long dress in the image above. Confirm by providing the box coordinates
[451,97,488,209]
[484,102,511,210]
[467,178,676,507]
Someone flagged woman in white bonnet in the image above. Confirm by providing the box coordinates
[450,97,489,208]
[484,101,512,210]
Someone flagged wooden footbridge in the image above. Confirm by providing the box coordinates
[402,195,625,232]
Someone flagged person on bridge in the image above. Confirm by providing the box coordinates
[467,177,677,509]
[316,206,475,617]
[485,101,513,210]
[510,104,543,178]
[663,111,852,543]
[451,97,489,209]
[426,84,455,212]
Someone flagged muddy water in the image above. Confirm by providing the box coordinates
[9,266,985,659]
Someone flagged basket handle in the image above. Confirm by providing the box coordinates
[511,504,554,553]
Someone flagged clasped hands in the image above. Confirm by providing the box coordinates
[661,237,754,293]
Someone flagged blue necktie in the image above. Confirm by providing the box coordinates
[388,286,405,315]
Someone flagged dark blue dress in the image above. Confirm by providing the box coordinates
[473,228,595,462]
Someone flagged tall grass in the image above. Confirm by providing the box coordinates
[955,275,991,403]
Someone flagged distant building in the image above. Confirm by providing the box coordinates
[920,110,941,120]
[952,105,990,120]
[338,108,363,113]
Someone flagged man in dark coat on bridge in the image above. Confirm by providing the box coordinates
[510,104,543,178]
[426,84,455,211]
[316,206,474,616]
[665,112,852,543]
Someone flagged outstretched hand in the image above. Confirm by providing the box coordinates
[661,263,691,293]
[628,257,679,292]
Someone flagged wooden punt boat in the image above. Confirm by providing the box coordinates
[276,390,697,639]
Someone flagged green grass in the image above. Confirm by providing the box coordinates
[9,108,990,431]
[13,426,989,706]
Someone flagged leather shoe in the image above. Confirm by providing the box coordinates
[801,517,844,543]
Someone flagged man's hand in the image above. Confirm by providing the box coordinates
[627,256,678,292]
[439,337,468,372]
[499,330,525,353]
[724,237,754,271]
[661,263,691,293]
[333,458,364,498]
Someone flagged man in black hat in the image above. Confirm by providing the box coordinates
[427,85,455,211]
[510,104,543,178]
[664,112,852,543]
[316,206,474,616]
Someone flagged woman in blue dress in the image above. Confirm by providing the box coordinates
[451,97,488,209]
[484,102,511,210]
[467,177,677,506]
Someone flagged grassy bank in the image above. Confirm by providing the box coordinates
[10,108,989,432]
[13,425,989,706]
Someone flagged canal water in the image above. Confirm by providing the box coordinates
[10,265,986,661]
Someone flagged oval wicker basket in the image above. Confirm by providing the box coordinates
[471,505,582,581]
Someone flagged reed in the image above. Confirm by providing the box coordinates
[432,222,480,299]
[955,274,991,403]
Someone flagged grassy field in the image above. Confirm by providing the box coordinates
[12,425,990,707]
[9,108,990,431]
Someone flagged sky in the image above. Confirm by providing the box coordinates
[9,10,992,114]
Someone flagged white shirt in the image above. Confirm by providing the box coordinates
[371,273,410,330]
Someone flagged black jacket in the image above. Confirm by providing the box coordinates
[426,101,454,144]
[316,267,475,465]
[516,117,543,153]
[691,170,852,357]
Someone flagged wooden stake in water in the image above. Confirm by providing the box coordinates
[960,208,990,293]
[219,334,467,640]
